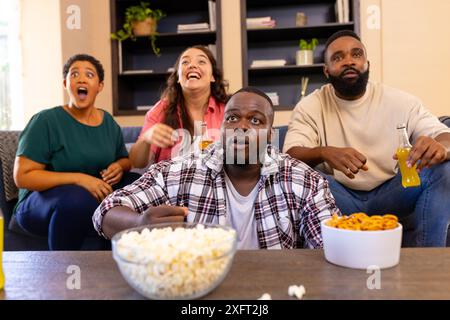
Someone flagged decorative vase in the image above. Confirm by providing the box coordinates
[295,12,307,26]
[296,50,313,66]
[132,17,157,36]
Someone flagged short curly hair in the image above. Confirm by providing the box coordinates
[63,54,104,82]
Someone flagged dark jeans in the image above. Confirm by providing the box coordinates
[321,161,450,247]
[15,172,141,250]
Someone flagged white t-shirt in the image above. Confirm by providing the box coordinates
[224,172,260,250]
[283,81,450,191]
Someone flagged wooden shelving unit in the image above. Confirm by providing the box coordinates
[241,0,359,110]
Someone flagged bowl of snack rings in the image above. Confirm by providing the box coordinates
[321,213,402,269]
[112,222,237,300]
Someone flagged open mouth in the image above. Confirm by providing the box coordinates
[77,87,88,100]
[187,72,201,80]
[341,69,359,79]
[230,137,250,150]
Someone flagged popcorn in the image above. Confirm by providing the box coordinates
[114,224,236,299]
[258,293,272,300]
[288,285,306,299]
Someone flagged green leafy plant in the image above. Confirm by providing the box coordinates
[111,2,165,56]
[299,38,319,51]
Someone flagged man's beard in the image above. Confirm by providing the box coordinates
[328,67,370,98]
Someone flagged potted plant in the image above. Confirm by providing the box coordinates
[296,38,318,66]
[111,2,165,56]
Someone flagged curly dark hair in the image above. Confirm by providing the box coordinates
[63,54,105,82]
[161,45,229,136]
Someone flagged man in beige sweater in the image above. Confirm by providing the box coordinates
[284,30,450,247]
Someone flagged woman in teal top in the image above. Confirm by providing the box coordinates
[13,54,139,250]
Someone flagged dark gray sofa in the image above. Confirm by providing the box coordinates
[1,120,449,250]
[0,126,143,251]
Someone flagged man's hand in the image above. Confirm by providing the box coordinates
[101,162,124,186]
[138,205,188,225]
[321,146,369,179]
[401,136,447,172]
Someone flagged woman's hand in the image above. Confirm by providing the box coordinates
[76,173,113,202]
[101,162,124,186]
[142,123,177,148]
[14,156,114,202]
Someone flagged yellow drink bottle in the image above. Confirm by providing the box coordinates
[0,213,4,290]
[199,121,213,151]
[396,124,421,188]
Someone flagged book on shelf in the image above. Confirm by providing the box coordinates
[250,59,287,68]
[208,0,216,31]
[177,23,210,33]
[121,70,154,75]
[343,0,350,22]
[247,17,271,24]
[177,22,210,30]
[136,105,153,111]
[335,0,342,23]
[335,0,350,23]
[177,29,210,34]
[246,16,276,29]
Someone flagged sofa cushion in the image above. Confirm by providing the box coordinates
[439,116,450,128]
[121,126,142,144]
[0,131,20,201]
[273,126,288,151]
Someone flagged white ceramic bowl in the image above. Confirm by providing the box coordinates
[321,219,402,269]
[112,222,237,300]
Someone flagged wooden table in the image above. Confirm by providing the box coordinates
[1,248,449,300]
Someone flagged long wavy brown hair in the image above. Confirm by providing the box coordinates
[161,45,229,136]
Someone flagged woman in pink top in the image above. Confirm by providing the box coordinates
[129,45,229,167]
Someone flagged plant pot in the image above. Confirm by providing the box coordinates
[296,50,313,66]
[132,18,157,36]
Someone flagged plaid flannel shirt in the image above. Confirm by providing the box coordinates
[93,143,340,248]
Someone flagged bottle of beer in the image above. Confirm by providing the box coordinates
[396,123,421,188]
[199,121,213,151]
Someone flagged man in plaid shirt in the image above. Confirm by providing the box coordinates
[93,87,340,249]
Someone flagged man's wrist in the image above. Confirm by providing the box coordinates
[317,146,327,162]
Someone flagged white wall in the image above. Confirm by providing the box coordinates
[381,0,450,116]
[21,0,64,123]
[221,0,242,93]
[360,0,450,116]
[360,0,382,83]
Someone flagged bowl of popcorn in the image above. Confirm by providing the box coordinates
[112,222,237,300]
[321,213,402,270]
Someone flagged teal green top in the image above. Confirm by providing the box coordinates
[15,106,128,211]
